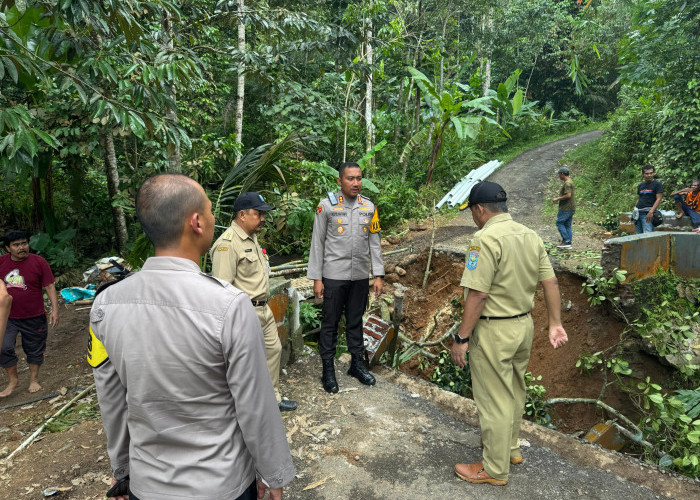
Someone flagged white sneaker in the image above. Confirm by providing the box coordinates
[556,243,572,249]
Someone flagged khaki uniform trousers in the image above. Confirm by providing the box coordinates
[469,314,534,481]
[255,304,282,403]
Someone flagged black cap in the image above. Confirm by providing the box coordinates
[466,181,507,208]
[557,167,570,175]
[233,192,275,212]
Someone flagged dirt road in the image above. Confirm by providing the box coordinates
[419,130,604,254]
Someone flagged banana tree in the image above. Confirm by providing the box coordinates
[399,67,499,185]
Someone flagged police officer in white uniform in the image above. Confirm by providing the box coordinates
[90,174,294,500]
[307,162,384,393]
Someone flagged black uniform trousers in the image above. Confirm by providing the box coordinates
[129,480,256,500]
[319,277,369,360]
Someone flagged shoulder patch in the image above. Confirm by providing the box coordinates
[316,205,323,215]
[216,246,229,252]
[466,246,480,270]
[369,207,381,233]
[87,326,108,368]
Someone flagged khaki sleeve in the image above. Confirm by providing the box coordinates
[211,243,237,284]
[460,235,497,293]
[537,238,556,282]
[306,202,328,280]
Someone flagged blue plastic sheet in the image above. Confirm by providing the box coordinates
[60,285,96,303]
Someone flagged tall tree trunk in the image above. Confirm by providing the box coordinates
[439,12,450,95]
[31,177,43,232]
[343,75,355,163]
[394,50,411,146]
[365,20,374,171]
[162,12,181,172]
[480,8,493,97]
[103,133,128,255]
[235,0,246,164]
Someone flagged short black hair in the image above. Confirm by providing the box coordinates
[338,162,361,179]
[642,164,655,173]
[480,201,509,213]
[136,174,206,249]
[4,230,29,247]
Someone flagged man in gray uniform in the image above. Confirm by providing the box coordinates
[307,161,384,393]
[90,174,294,500]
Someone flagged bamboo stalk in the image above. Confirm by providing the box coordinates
[5,384,95,462]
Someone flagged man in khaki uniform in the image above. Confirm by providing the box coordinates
[451,181,568,486]
[211,192,297,412]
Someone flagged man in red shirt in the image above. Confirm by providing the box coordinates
[0,230,59,396]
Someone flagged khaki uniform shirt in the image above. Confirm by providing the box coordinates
[90,257,294,500]
[307,192,385,281]
[461,214,555,317]
[210,223,269,301]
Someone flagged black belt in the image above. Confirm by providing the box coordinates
[251,299,268,307]
[479,312,530,320]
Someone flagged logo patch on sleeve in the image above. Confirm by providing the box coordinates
[87,326,108,368]
[466,246,480,270]
[316,205,323,215]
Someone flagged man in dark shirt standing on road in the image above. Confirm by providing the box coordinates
[634,164,663,234]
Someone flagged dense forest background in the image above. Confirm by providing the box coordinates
[0,0,698,266]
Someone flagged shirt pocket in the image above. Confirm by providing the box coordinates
[358,215,371,234]
[331,216,349,235]
[238,252,261,275]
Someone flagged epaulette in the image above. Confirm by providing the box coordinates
[220,227,235,241]
[327,191,338,205]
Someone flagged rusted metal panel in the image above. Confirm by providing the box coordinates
[268,293,289,343]
[584,422,625,451]
[617,233,671,281]
[672,233,700,278]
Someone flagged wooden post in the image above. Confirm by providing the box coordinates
[388,283,406,363]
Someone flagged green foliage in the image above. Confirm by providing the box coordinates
[580,264,627,307]
[430,350,472,398]
[45,400,101,433]
[29,229,77,271]
[598,212,620,232]
[630,274,700,380]
[373,176,432,229]
[299,301,320,332]
[576,350,603,374]
[635,378,700,478]
[524,372,553,428]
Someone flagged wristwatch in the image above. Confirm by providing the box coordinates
[453,333,470,344]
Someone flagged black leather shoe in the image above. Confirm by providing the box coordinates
[348,355,376,386]
[321,358,339,393]
[278,399,298,412]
